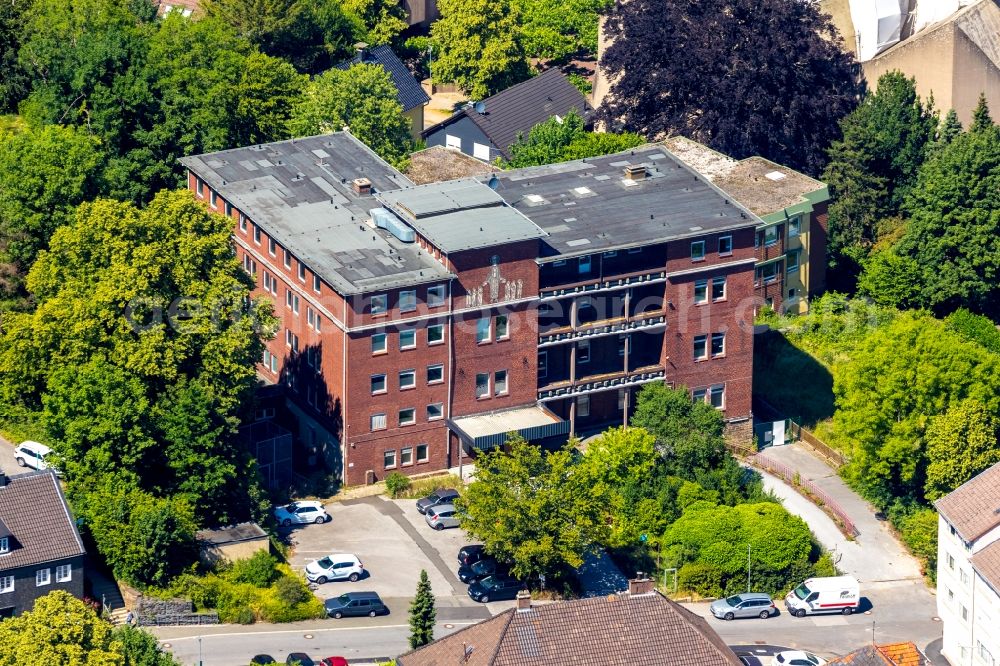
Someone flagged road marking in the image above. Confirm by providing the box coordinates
[156,622,480,642]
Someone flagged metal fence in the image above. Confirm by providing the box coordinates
[752,452,859,538]
[789,422,847,467]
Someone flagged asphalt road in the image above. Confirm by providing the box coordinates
[0,433,22,475]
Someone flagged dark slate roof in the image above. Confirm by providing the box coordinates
[397,590,743,666]
[196,522,267,546]
[0,471,85,570]
[934,461,1000,541]
[336,45,430,112]
[421,69,592,158]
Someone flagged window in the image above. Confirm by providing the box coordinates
[307,307,315,329]
[694,335,707,360]
[417,443,429,462]
[978,641,995,666]
[694,279,708,304]
[253,224,261,245]
[445,134,461,150]
[604,250,618,258]
[371,374,386,394]
[239,213,247,233]
[628,247,642,254]
[709,385,725,409]
[947,587,954,603]
[788,216,800,237]
[292,294,300,315]
[577,339,590,364]
[268,238,276,256]
[713,277,726,301]
[243,255,257,276]
[427,324,444,345]
[399,408,415,426]
[196,178,204,197]
[476,373,490,398]
[788,288,796,299]
[578,255,592,274]
[298,262,306,282]
[371,294,388,315]
[711,332,725,357]
[384,450,396,468]
[476,317,491,343]
[495,370,508,395]
[210,190,218,207]
[786,251,799,273]
[577,394,590,417]
[618,388,627,410]
[427,285,446,307]
[314,314,322,332]
[538,351,548,378]
[263,272,277,296]
[961,569,970,585]
[36,568,50,587]
[372,333,387,354]
[948,554,955,570]
[313,275,321,294]
[553,259,567,267]
[285,330,299,353]
[764,225,779,246]
[400,330,417,350]
[691,240,706,260]
[0,537,7,554]
[961,604,969,621]
[473,143,491,161]
[618,334,627,356]
[401,447,413,466]
[692,388,707,403]
[495,315,509,340]
[427,404,443,421]
[371,413,387,431]
[400,290,417,312]
[756,261,780,285]
[225,201,232,217]
[283,250,291,269]
[270,353,278,373]
[55,564,72,582]
[719,235,733,255]
[399,369,416,389]
[427,364,444,384]
[0,576,12,594]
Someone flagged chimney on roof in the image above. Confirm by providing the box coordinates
[353,177,373,195]
[355,41,369,59]
[628,573,654,596]
[515,589,532,611]
[623,164,646,181]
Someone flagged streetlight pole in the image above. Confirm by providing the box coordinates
[198,636,202,666]
[747,543,751,592]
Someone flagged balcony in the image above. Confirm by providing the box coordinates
[538,310,667,346]
[539,269,667,301]
[537,364,665,401]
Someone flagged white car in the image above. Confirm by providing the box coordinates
[305,553,364,584]
[273,501,330,526]
[773,651,827,666]
[14,441,57,472]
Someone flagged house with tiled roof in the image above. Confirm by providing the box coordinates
[397,577,742,666]
[827,641,928,666]
[934,461,1000,666]
[336,45,430,141]
[0,471,86,617]
[421,69,592,163]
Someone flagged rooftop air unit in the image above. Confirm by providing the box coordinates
[369,208,415,243]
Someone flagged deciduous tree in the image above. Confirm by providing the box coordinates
[343,0,408,46]
[430,0,530,99]
[598,0,863,176]
[505,110,644,168]
[924,399,1000,501]
[513,0,610,62]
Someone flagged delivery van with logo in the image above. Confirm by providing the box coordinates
[785,575,860,617]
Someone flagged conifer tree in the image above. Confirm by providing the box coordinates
[408,570,435,649]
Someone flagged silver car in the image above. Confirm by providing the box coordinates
[709,592,776,620]
[425,503,460,530]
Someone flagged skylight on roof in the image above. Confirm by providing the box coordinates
[765,170,787,181]
[526,194,545,203]
[573,187,594,196]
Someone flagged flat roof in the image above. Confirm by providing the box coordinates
[405,146,495,185]
[180,133,453,295]
[377,179,548,253]
[663,137,826,217]
[482,144,763,259]
[451,405,563,440]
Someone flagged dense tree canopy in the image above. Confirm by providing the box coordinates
[924,399,1000,502]
[290,63,412,164]
[431,0,531,99]
[822,72,937,280]
[598,0,862,176]
[514,0,609,62]
[0,0,29,112]
[343,0,408,46]
[505,110,644,167]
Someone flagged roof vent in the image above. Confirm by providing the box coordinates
[623,164,646,181]
[352,177,373,195]
[628,573,655,596]
[765,170,787,181]
[516,589,532,611]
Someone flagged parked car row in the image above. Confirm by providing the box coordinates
[455,544,525,603]
[710,576,860,623]
[419,488,462,531]
[250,655,348,666]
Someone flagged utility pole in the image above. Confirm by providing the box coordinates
[198,635,202,666]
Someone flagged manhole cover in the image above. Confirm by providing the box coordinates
[864,610,872,615]
[162,644,171,649]
[444,624,454,629]
[304,634,314,639]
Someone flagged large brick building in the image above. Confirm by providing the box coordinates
[181,134,764,485]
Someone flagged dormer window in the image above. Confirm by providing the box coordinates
[0,537,8,554]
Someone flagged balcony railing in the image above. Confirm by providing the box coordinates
[537,364,665,401]
[538,311,667,346]
[539,269,667,300]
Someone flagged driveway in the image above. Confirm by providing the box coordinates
[0,434,23,476]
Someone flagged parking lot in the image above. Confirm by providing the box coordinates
[284,495,509,619]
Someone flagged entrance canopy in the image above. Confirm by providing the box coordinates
[448,405,570,451]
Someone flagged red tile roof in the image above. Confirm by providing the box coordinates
[970,539,1000,594]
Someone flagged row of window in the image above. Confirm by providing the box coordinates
[0,565,72,594]
[371,404,444,430]
[692,385,726,409]
[372,325,444,354]
[384,444,429,469]
[371,285,447,315]
[755,251,801,286]
[476,315,509,344]
[476,370,509,399]
[691,236,733,261]
[694,332,726,361]
[372,365,445,394]
[755,217,801,249]
[235,211,321,293]
[694,277,726,304]
[551,247,644,271]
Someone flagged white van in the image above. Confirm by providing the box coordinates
[784,575,860,617]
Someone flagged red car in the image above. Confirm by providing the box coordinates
[320,659,349,666]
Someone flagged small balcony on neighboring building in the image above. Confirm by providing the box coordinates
[537,330,664,400]
[537,365,665,401]
[538,283,666,344]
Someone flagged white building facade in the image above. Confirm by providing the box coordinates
[935,462,1000,666]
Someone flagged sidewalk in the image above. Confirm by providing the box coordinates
[760,443,923,583]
